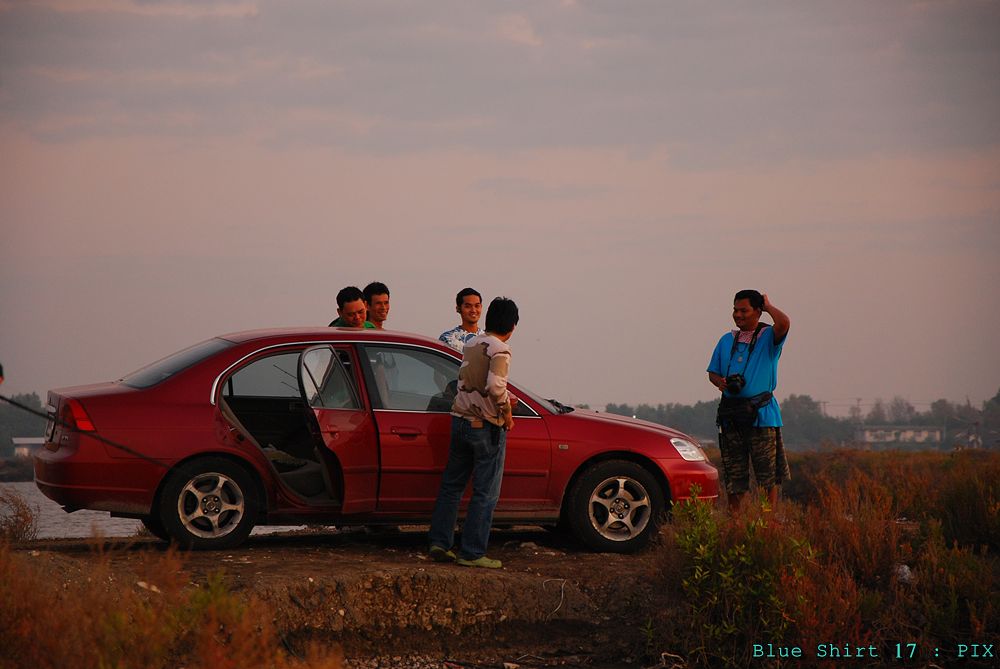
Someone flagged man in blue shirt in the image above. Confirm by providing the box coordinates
[708,290,791,511]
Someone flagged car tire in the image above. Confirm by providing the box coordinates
[567,460,664,553]
[140,514,170,542]
[159,457,258,550]
[542,514,572,536]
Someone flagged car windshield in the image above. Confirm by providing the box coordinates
[510,383,566,415]
[546,397,576,414]
[121,338,234,389]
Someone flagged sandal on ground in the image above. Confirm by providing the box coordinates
[429,545,457,562]
[456,556,502,569]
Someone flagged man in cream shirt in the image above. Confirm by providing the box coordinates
[428,297,519,569]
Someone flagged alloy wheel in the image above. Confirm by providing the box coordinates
[587,475,652,542]
[176,471,246,539]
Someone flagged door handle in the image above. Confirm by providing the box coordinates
[391,427,422,438]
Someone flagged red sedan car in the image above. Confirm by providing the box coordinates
[35,328,718,552]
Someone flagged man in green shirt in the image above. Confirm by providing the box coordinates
[363,281,391,330]
[329,286,376,329]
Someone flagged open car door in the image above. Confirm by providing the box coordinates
[299,345,378,514]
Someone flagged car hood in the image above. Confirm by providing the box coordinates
[558,408,693,441]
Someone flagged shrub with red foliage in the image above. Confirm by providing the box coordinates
[650,450,999,668]
[0,542,343,669]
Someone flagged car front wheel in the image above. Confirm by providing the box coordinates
[567,460,664,553]
[159,457,258,550]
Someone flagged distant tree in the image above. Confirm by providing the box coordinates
[605,403,635,417]
[959,399,982,423]
[887,396,917,423]
[652,400,719,440]
[780,394,855,448]
[604,392,994,451]
[604,400,718,439]
[982,387,1000,448]
[866,398,888,425]
[927,399,955,427]
[780,394,825,447]
[634,403,659,423]
[782,394,823,418]
[0,393,46,458]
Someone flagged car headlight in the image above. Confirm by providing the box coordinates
[670,437,706,461]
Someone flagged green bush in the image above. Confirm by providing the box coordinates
[661,498,813,666]
[650,450,1000,668]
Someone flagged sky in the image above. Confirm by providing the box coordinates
[1,0,999,416]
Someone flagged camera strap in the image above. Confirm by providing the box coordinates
[718,323,770,430]
[726,322,767,377]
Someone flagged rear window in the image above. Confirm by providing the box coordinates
[121,338,234,389]
[223,351,301,399]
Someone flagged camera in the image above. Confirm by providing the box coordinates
[725,374,745,394]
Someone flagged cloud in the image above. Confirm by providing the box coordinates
[0,0,258,18]
[1,1,996,164]
[497,13,542,47]
[474,176,601,201]
[1,1,999,407]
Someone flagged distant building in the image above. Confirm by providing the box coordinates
[12,437,45,458]
[854,426,944,448]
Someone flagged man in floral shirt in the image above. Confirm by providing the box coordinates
[439,288,483,351]
[429,297,519,569]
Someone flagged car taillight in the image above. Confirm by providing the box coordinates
[65,398,96,432]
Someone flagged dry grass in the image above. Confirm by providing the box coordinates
[0,487,38,542]
[2,450,997,668]
[0,542,344,669]
[652,449,1000,668]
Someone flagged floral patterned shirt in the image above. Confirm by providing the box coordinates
[438,325,483,352]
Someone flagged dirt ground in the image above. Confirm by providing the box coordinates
[14,526,671,669]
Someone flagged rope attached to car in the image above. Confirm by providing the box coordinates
[0,393,173,471]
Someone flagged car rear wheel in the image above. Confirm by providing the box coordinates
[567,460,664,553]
[159,457,258,550]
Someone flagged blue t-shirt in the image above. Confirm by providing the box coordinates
[707,326,786,427]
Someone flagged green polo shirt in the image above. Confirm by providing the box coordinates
[328,318,376,329]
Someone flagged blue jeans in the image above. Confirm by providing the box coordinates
[428,416,507,560]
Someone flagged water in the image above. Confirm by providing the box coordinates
[1,481,304,540]
[2,481,142,539]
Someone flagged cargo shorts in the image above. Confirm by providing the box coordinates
[718,426,790,495]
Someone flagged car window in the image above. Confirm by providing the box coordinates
[363,346,458,412]
[300,346,360,409]
[121,338,233,389]
[224,352,301,398]
[509,385,554,416]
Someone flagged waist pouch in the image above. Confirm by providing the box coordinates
[716,392,773,429]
